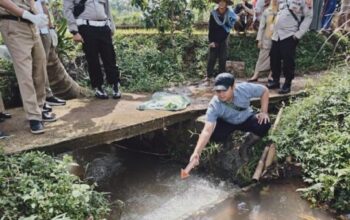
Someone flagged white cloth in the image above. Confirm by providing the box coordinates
[34,0,49,34]
[22,11,48,28]
[49,29,58,47]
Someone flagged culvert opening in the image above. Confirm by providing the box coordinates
[63,102,334,220]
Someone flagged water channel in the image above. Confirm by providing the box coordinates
[71,144,335,220]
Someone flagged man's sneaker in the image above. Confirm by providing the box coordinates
[267,81,280,89]
[0,112,11,119]
[0,131,10,139]
[42,112,57,122]
[29,120,45,134]
[95,87,108,99]
[112,83,122,99]
[43,103,52,113]
[46,96,66,106]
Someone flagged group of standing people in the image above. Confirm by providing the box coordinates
[189,0,313,167]
[0,0,120,136]
[207,0,313,94]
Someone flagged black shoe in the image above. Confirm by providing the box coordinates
[278,84,291,94]
[42,112,57,122]
[0,112,11,119]
[46,96,66,106]
[112,83,122,99]
[0,131,10,139]
[43,103,52,113]
[29,120,45,134]
[267,81,280,89]
[95,87,108,99]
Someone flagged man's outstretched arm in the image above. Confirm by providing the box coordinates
[189,121,216,166]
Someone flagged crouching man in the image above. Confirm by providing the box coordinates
[189,73,271,166]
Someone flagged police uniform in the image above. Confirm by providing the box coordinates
[63,0,119,90]
[269,0,313,92]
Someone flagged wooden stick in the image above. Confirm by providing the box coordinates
[264,105,284,167]
[271,105,284,133]
[264,143,276,168]
[252,146,270,181]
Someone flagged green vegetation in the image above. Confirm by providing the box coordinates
[270,66,350,212]
[0,151,110,219]
[112,31,347,92]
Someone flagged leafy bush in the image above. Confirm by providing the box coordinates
[270,66,350,212]
[0,151,110,219]
[115,35,181,92]
[113,31,346,93]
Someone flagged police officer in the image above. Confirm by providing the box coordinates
[64,0,121,99]
[267,0,313,94]
[0,0,56,134]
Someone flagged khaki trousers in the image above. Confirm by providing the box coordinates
[254,48,271,74]
[40,33,54,98]
[0,93,5,113]
[0,20,47,121]
[40,33,82,99]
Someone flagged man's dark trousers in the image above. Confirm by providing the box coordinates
[211,116,271,142]
[270,36,298,86]
[207,37,228,78]
[78,25,119,88]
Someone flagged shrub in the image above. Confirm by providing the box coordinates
[0,151,110,219]
[270,66,350,212]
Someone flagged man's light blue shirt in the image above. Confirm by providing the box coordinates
[206,82,265,124]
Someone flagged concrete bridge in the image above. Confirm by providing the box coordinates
[0,75,318,155]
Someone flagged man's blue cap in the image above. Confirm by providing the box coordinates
[213,73,235,91]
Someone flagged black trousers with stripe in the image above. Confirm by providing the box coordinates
[78,25,119,88]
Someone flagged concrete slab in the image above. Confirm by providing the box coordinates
[0,73,322,154]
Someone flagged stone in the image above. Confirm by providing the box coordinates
[226,60,245,77]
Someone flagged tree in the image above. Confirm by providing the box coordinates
[132,0,209,35]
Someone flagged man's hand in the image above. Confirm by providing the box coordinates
[293,35,299,43]
[209,42,216,48]
[256,112,270,124]
[189,152,200,167]
[49,29,58,47]
[22,11,48,28]
[73,33,84,43]
[257,40,262,48]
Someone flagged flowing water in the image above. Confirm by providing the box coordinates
[72,145,335,220]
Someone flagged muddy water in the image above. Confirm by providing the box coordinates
[200,179,335,220]
[72,145,335,220]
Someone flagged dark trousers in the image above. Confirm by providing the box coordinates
[270,36,298,85]
[207,37,228,78]
[78,25,119,88]
[211,116,271,142]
